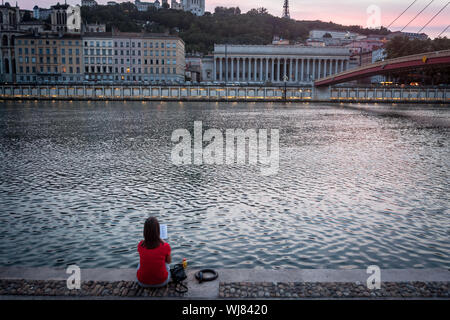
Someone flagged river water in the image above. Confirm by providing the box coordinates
[0,100,448,269]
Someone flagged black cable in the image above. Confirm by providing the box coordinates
[401,0,435,32]
[437,24,449,37]
[387,0,419,28]
[195,269,219,283]
[417,2,449,33]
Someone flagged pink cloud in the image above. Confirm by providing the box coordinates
[15,0,450,38]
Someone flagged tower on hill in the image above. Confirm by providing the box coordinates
[282,0,290,19]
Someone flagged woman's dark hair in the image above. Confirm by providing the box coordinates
[142,217,163,249]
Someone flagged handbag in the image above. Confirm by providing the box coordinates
[170,264,188,294]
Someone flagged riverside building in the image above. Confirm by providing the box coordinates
[111,32,185,84]
[207,44,351,85]
[13,32,185,84]
[82,32,185,84]
[15,33,83,83]
[83,33,114,82]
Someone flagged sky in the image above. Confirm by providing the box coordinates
[14,0,450,38]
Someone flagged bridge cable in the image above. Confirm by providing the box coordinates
[437,24,449,37]
[400,0,435,32]
[417,2,450,34]
[391,3,448,56]
[386,0,419,29]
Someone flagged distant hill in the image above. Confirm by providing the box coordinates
[81,4,390,54]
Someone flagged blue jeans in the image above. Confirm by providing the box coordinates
[136,263,171,288]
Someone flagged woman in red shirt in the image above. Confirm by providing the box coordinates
[136,217,172,288]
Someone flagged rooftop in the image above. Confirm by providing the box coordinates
[19,20,47,25]
[82,32,184,42]
[50,3,70,10]
[16,33,82,40]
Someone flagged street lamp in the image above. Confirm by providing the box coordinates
[283,74,288,101]
[225,44,228,85]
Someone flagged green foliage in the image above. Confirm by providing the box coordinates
[385,36,450,59]
[384,36,450,85]
[214,7,241,15]
[81,5,391,54]
[247,8,269,16]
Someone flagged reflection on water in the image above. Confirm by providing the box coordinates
[0,101,449,269]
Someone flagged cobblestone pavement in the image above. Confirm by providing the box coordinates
[1,279,448,298]
[219,282,450,298]
[0,280,186,298]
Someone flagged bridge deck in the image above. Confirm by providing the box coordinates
[315,50,450,87]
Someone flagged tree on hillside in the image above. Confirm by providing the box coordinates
[214,7,241,16]
[384,36,450,85]
[81,5,393,54]
[385,36,450,59]
[247,8,269,16]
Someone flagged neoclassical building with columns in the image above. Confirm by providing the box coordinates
[207,44,351,84]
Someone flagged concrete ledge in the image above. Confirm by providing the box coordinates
[1,267,449,299]
[0,97,449,104]
[1,267,449,282]
[0,267,138,282]
[0,267,450,299]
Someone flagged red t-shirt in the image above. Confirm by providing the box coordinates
[136,240,171,285]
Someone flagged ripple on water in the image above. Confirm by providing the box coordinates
[0,101,449,269]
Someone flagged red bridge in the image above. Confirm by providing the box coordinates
[315,50,450,87]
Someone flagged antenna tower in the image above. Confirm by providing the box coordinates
[282,0,290,19]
